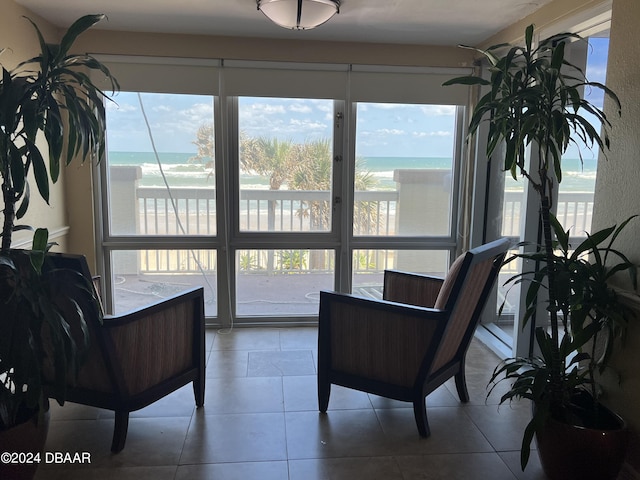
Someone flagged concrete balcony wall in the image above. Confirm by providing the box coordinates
[110,166,142,275]
[394,169,452,274]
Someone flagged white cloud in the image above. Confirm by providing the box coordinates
[377,128,405,136]
[289,103,312,113]
[248,103,287,115]
[290,118,327,130]
[315,103,333,113]
[179,103,214,124]
[412,130,451,137]
[370,103,408,110]
[107,101,137,113]
[419,105,456,116]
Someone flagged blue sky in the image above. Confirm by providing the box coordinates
[106,94,457,157]
[105,37,609,160]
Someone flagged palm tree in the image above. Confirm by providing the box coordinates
[289,139,332,231]
[189,123,214,181]
[240,135,295,191]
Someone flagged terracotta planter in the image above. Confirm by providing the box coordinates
[536,403,628,480]
[0,408,50,480]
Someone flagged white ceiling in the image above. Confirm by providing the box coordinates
[15,0,552,46]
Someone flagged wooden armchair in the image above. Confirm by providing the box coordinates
[43,253,206,452]
[317,238,510,437]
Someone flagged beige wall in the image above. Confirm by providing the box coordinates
[480,0,611,47]
[591,0,640,472]
[75,30,474,69]
[0,2,69,251]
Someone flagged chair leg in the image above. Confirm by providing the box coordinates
[317,373,331,413]
[454,369,470,403]
[194,369,205,407]
[111,411,129,453]
[413,398,431,437]
[317,334,331,413]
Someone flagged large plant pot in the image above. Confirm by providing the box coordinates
[536,402,628,480]
[0,407,50,480]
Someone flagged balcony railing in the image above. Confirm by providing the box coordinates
[136,187,399,236]
[134,187,399,274]
[133,186,594,276]
[502,190,594,238]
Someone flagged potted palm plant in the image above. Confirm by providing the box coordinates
[0,14,117,479]
[445,25,636,480]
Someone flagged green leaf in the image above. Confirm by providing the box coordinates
[549,213,568,253]
[608,215,637,249]
[21,97,39,142]
[24,140,50,204]
[525,24,534,53]
[22,16,49,69]
[32,227,49,252]
[15,183,30,220]
[45,101,63,182]
[442,76,491,86]
[575,226,615,258]
[28,228,49,273]
[520,418,536,470]
[9,143,26,196]
[57,14,106,61]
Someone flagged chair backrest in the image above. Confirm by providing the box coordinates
[427,238,510,375]
[43,252,103,332]
[42,253,114,394]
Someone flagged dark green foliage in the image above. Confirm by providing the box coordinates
[445,24,634,471]
[0,14,119,250]
[492,215,636,468]
[0,16,116,430]
[0,230,102,429]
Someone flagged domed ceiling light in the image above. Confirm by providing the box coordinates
[257,0,340,30]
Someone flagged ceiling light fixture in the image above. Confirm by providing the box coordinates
[257,0,340,30]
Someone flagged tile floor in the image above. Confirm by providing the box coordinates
[35,327,548,480]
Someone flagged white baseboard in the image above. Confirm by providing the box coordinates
[10,226,70,249]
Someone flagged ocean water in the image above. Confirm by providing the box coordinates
[107,152,596,192]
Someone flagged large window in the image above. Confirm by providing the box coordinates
[233,97,337,316]
[106,92,216,237]
[350,102,459,294]
[104,91,218,315]
[238,97,334,233]
[354,103,456,238]
[97,60,470,324]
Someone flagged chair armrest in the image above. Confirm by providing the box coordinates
[319,291,446,387]
[383,270,444,308]
[101,287,205,395]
